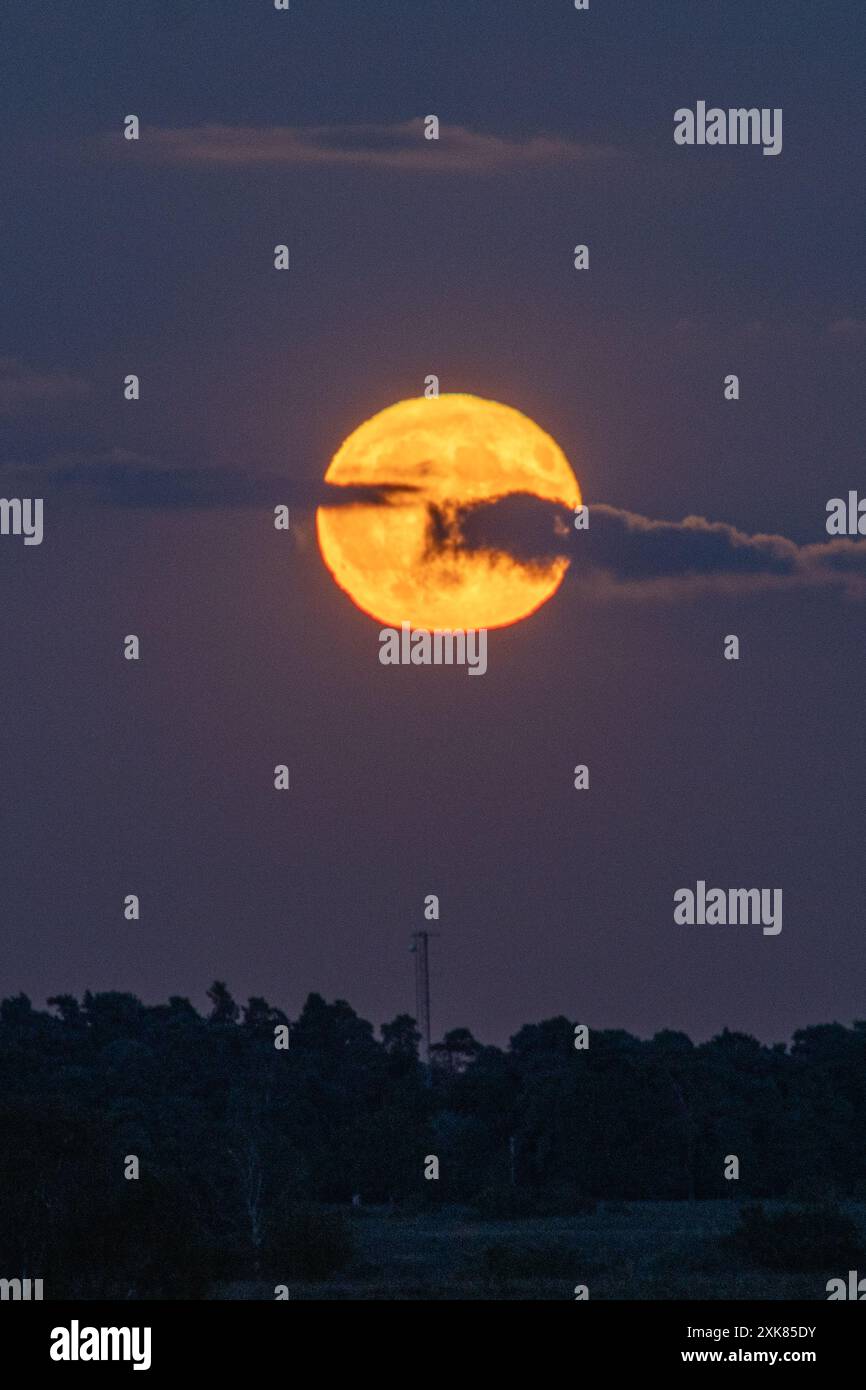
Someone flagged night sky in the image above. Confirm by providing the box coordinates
[1,0,864,1046]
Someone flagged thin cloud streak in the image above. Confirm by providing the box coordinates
[0,358,91,415]
[0,452,417,510]
[98,119,619,173]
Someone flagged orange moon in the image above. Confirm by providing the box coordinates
[316,394,581,631]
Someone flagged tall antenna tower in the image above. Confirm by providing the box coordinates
[410,929,437,1071]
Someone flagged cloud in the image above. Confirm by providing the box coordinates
[7,454,863,598]
[0,358,90,415]
[828,318,866,342]
[447,493,866,598]
[0,450,416,510]
[100,119,617,173]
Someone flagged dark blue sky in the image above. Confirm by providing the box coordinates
[1,0,864,1044]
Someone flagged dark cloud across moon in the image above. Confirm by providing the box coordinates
[438,491,866,595]
[5,456,865,596]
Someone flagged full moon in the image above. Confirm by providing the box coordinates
[316,394,581,631]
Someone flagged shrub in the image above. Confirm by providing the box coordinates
[473,1184,596,1220]
[532,1187,597,1218]
[726,1203,862,1271]
[478,1242,577,1280]
[473,1185,537,1220]
[264,1203,354,1279]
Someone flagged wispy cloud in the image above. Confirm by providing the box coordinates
[0,358,90,415]
[99,119,617,173]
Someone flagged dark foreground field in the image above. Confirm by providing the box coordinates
[218,1200,866,1300]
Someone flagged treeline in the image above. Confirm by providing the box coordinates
[0,985,864,1295]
